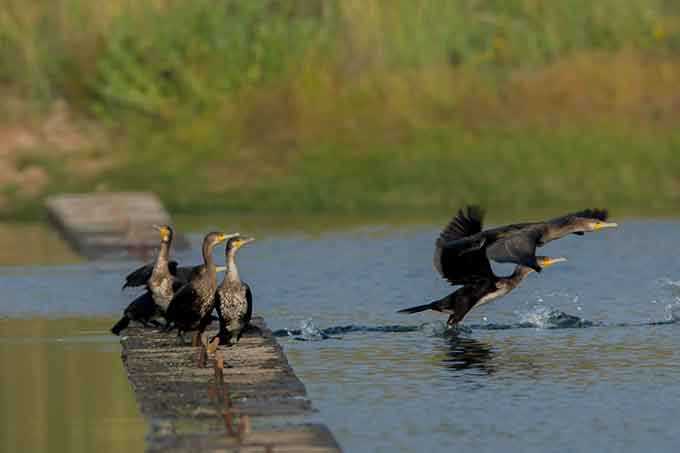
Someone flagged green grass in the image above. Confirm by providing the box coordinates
[3,1,680,221]
[81,124,679,221]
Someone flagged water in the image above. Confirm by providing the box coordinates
[1,220,680,452]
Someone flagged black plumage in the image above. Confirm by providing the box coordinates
[112,225,181,335]
[437,207,616,273]
[400,207,566,325]
[111,291,161,335]
[122,260,194,290]
[165,231,235,343]
[213,236,255,346]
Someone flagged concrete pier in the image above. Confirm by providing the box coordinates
[119,316,341,452]
[46,192,188,259]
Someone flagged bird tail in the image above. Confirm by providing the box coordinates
[397,302,435,314]
[111,315,130,335]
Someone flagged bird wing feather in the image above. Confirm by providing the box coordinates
[243,282,253,326]
[123,260,179,289]
[166,282,200,327]
[435,206,494,285]
[485,228,542,268]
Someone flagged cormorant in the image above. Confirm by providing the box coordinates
[398,206,566,326]
[398,256,565,326]
[111,224,180,335]
[436,207,617,273]
[165,231,235,344]
[212,236,255,346]
[110,291,159,335]
[121,225,192,290]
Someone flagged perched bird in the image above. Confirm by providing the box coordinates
[436,207,617,273]
[165,231,236,344]
[145,225,186,316]
[111,225,181,335]
[122,226,192,290]
[212,236,255,346]
[110,291,159,335]
[398,206,566,326]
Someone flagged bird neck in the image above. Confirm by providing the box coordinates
[507,265,533,287]
[224,249,240,283]
[152,241,171,276]
[202,242,216,278]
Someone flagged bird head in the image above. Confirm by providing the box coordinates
[153,224,173,243]
[226,235,255,254]
[204,231,240,249]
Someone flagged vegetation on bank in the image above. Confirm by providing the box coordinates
[2,0,680,220]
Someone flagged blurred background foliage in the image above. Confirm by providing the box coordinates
[2,0,680,219]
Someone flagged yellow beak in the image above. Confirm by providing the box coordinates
[220,232,240,242]
[538,256,567,268]
[595,222,618,230]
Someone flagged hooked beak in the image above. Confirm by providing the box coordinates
[537,256,567,268]
[220,232,240,242]
[233,237,255,250]
[595,222,618,230]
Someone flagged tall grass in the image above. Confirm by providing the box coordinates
[2,0,680,219]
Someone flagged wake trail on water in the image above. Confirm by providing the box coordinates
[273,303,680,341]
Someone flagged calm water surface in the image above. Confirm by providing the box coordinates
[1,220,679,452]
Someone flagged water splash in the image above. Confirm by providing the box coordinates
[664,299,680,322]
[518,306,596,329]
[279,319,334,341]
[272,319,421,340]
[272,307,678,341]
[657,277,680,288]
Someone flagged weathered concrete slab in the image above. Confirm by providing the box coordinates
[120,316,341,452]
[148,424,341,453]
[46,192,188,259]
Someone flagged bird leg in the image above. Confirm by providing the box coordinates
[207,335,221,354]
[176,330,188,346]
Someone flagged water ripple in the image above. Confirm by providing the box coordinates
[274,306,678,341]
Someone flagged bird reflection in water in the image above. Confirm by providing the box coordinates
[438,334,495,377]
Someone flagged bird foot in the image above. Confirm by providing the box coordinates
[207,336,220,354]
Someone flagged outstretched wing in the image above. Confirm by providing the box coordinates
[435,206,494,285]
[438,205,485,243]
[485,228,542,269]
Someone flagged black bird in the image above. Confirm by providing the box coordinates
[398,206,566,326]
[398,256,564,326]
[145,225,195,318]
[110,291,159,335]
[111,225,180,335]
[212,236,255,346]
[122,225,229,290]
[437,207,616,273]
[165,231,236,344]
[122,258,187,290]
